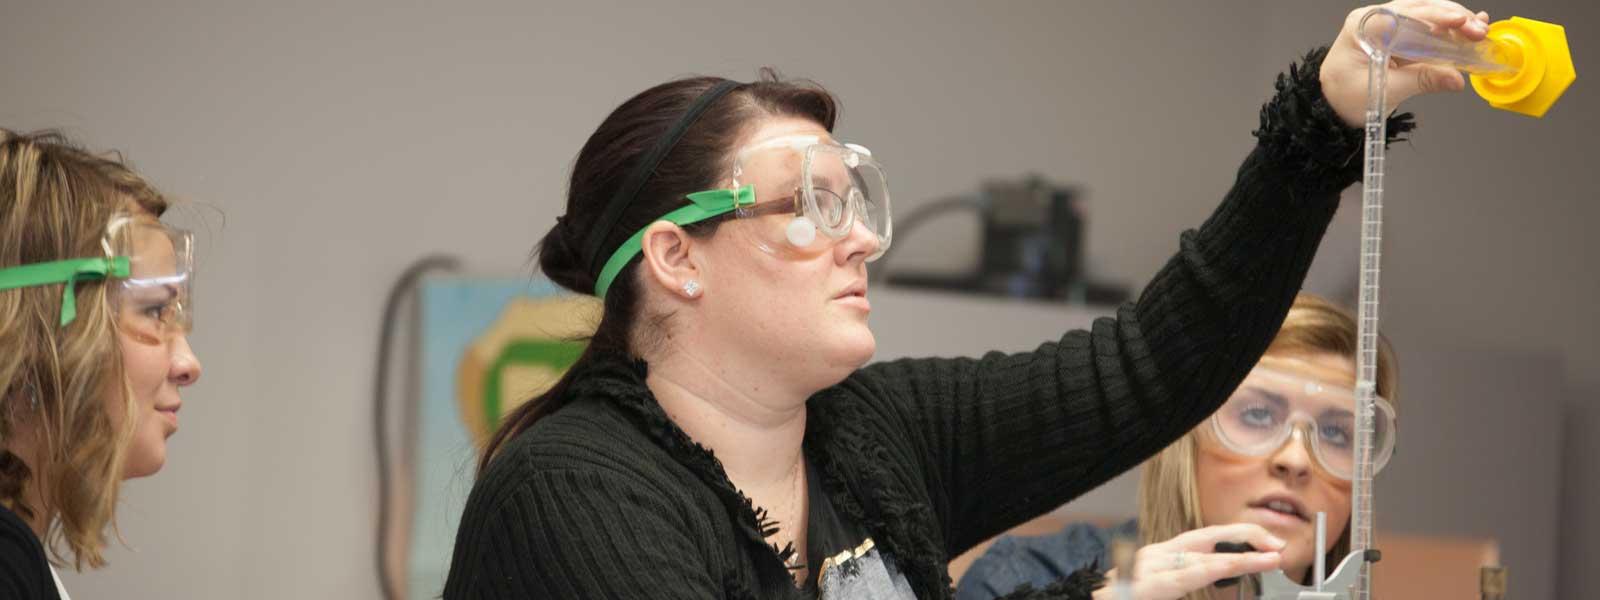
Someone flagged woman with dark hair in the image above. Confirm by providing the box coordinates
[445,2,1486,598]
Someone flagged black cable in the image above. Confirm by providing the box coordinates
[869,195,985,283]
[375,255,461,600]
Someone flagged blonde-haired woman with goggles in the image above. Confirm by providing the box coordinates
[0,129,202,600]
[958,294,1398,600]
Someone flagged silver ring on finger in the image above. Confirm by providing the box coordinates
[1170,550,1188,570]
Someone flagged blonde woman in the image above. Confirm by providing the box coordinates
[0,130,203,599]
[957,294,1398,600]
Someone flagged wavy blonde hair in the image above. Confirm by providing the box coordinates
[0,128,170,570]
[1137,293,1399,599]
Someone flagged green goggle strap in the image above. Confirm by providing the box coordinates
[593,185,755,298]
[0,256,131,326]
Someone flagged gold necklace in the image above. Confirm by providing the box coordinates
[770,457,806,567]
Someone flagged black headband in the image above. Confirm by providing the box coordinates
[582,80,742,279]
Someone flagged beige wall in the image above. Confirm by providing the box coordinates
[2,1,1592,597]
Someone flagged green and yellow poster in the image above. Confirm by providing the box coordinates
[406,277,596,598]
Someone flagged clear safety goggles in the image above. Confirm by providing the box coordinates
[0,213,193,342]
[593,134,892,298]
[1204,366,1396,481]
[726,134,891,258]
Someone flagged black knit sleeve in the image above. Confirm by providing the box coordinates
[852,47,1415,558]
[441,467,721,599]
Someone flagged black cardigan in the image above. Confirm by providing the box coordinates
[443,47,1413,600]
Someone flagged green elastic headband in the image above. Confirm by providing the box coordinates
[0,256,131,326]
[593,184,755,298]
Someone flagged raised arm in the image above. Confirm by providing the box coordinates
[852,47,1415,558]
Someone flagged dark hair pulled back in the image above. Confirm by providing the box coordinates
[480,70,839,470]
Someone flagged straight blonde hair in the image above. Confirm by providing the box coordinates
[1137,293,1399,599]
[0,129,170,569]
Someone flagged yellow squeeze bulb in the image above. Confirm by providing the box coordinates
[1469,18,1576,118]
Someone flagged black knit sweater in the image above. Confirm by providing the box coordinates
[443,48,1413,600]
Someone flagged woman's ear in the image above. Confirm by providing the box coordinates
[638,221,703,300]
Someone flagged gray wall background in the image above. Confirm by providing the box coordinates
[2,0,1593,597]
